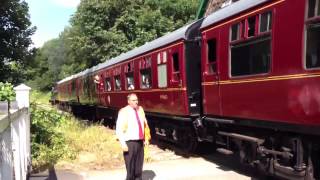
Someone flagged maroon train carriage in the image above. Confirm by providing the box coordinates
[197,0,320,179]
[54,0,320,179]
[55,20,204,150]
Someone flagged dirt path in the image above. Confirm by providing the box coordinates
[56,143,255,180]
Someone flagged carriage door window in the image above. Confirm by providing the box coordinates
[114,75,121,91]
[305,0,320,69]
[104,78,112,91]
[260,11,272,33]
[157,52,167,88]
[207,39,217,74]
[125,62,135,90]
[247,16,256,37]
[172,52,180,81]
[140,57,152,89]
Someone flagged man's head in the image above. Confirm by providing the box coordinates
[127,93,138,109]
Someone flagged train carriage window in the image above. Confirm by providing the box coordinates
[231,23,240,41]
[126,72,135,90]
[308,0,317,18]
[231,37,271,76]
[248,16,256,37]
[172,52,180,81]
[158,64,167,88]
[260,12,272,33]
[306,0,320,69]
[207,39,217,73]
[241,20,245,38]
[318,0,320,15]
[114,75,121,91]
[140,69,152,89]
[104,78,112,91]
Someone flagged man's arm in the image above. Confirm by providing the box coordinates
[116,109,128,152]
[140,106,151,144]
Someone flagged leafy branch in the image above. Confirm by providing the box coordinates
[0,82,16,114]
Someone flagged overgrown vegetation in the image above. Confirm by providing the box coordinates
[0,82,16,102]
[0,82,16,114]
[30,101,124,171]
[30,104,75,171]
[30,90,51,105]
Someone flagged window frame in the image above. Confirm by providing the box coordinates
[259,11,273,34]
[171,51,181,82]
[125,72,135,90]
[304,0,320,70]
[124,62,135,90]
[140,68,152,89]
[229,10,273,78]
[139,56,152,89]
[157,51,168,88]
[206,38,218,74]
[104,77,112,92]
[114,75,122,91]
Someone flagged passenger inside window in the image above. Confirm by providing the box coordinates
[115,76,121,90]
[105,78,112,91]
[127,76,135,90]
[107,81,111,91]
[141,74,151,89]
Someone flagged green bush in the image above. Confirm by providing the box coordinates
[0,82,15,102]
[30,103,76,171]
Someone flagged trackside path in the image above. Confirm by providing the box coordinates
[80,157,250,180]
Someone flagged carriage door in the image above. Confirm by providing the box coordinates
[202,30,221,115]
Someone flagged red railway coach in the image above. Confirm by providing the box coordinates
[56,20,204,149]
[92,20,204,151]
[54,0,320,179]
[198,0,320,179]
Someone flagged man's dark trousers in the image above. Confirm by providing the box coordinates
[124,140,144,180]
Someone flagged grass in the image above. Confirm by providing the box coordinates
[30,90,51,105]
[57,118,124,171]
[29,90,125,171]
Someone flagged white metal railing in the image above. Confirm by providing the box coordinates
[0,84,31,180]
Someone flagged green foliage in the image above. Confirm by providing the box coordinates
[30,104,76,170]
[26,0,199,90]
[0,0,36,84]
[70,0,199,65]
[0,82,16,102]
[30,102,124,171]
[30,90,51,105]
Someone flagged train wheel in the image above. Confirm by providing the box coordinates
[304,155,316,180]
[179,127,198,153]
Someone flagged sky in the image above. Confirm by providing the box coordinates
[25,0,80,48]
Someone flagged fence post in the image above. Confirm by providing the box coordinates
[13,84,31,180]
[14,84,31,109]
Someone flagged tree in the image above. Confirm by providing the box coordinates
[26,0,200,90]
[0,0,35,84]
[69,0,199,68]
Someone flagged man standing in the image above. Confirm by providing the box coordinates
[116,93,149,180]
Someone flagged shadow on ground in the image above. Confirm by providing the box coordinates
[142,170,156,180]
[28,166,83,180]
[151,139,282,180]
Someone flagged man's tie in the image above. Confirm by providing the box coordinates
[134,108,144,140]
